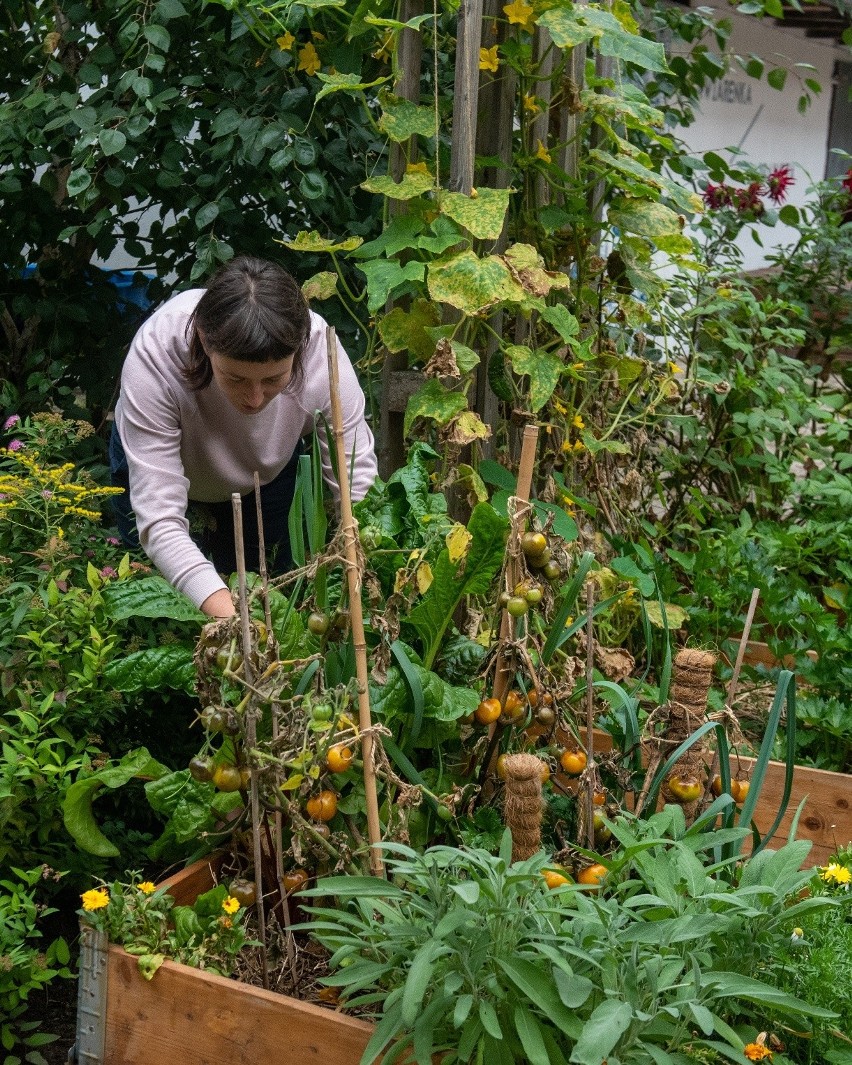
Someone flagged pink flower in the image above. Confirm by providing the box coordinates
[100,566,117,579]
[766,165,794,204]
[702,183,733,209]
[41,490,53,499]
[3,414,20,431]
[842,168,852,197]
[7,439,23,452]
[106,536,121,546]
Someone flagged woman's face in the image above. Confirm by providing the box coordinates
[207,352,294,415]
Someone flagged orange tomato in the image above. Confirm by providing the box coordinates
[731,779,750,804]
[542,868,571,889]
[326,745,354,773]
[503,690,524,715]
[527,689,553,708]
[306,790,338,822]
[540,762,551,784]
[496,753,509,781]
[666,774,703,803]
[592,791,607,807]
[559,749,587,777]
[475,698,502,725]
[577,863,608,887]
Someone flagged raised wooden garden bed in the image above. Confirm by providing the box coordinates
[71,752,851,1065]
[70,856,374,1065]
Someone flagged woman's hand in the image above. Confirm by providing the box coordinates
[201,588,236,618]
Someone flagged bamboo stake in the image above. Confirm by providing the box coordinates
[325,326,384,877]
[252,474,297,977]
[583,580,596,850]
[491,424,539,709]
[701,587,761,807]
[231,493,269,990]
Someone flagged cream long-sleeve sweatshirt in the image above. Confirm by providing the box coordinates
[114,288,377,608]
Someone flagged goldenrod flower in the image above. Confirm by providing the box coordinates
[504,0,536,30]
[81,888,110,911]
[276,31,295,50]
[479,46,500,72]
[297,42,321,76]
[138,882,156,895]
[222,895,241,915]
[535,139,551,163]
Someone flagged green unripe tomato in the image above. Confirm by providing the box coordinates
[359,525,382,553]
[498,590,511,607]
[521,531,547,557]
[201,707,228,733]
[307,611,331,636]
[543,560,561,581]
[506,596,529,618]
[310,702,334,722]
[525,585,543,605]
[527,547,552,569]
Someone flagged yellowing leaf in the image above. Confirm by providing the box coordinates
[279,230,364,253]
[644,601,689,630]
[441,187,512,240]
[302,271,338,301]
[416,562,434,594]
[280,773,304,791]
[446,523,473,563]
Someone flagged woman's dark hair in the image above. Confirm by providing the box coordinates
[182,257,311,391]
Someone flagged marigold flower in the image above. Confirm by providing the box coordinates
[297,42,321,76]
[744,1043,772,1061]
[138,882,156,894]
[276,31,295,50]
[820,862,851,885]
[479,45,500,73]
[81,888,110,911]
[766,165,794,204]
[503,0,536,30]
[222,895,241,915]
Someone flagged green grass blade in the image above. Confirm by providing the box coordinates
[541,551,594,664]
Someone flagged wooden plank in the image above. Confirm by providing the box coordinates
[550,729,851,867]
[105,946,374,1065]
[155,853,223,906]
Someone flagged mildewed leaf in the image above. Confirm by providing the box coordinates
[407,503,507,669]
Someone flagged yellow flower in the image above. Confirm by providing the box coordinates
[479,46,500,73]
[276,31,295,50]
[311,30,326,41]
[503,0,536,30]
[552,399,568,415]
[222,895,241,915]
[534,139,551,163]
[297,42,321,76]
[138,882,156,895]
[573,440,585,452]
[219,916,233,929]
[572,413,585,430]
[667,361,683,374]
[743,1044,772,1062]
[81,888,110,911]
[820,862,851,885]
[522,93,541,114]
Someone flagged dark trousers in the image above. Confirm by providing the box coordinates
[108,423,301,577]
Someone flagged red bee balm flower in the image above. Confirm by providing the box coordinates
[702,182,733,209]
[766,165,794,204]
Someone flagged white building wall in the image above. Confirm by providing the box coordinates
[674,7,846,269]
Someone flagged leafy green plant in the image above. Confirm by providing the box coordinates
[301,819,837,1065]
[0,866,72,1065]
[77,874,251,979]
